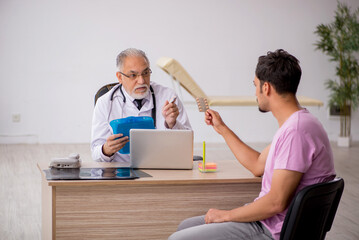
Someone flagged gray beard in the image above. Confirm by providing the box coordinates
[130,86,149,99]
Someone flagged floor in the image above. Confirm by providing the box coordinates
[0,142,358,240]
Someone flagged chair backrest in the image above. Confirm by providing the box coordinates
[280,177,344,240]
[94,83,118,106]
[156,57,208,99]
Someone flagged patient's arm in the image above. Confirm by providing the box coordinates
[205,109,269,177]
[222,130,269,177]
[256,144,271,175]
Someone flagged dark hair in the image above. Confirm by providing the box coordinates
[255,49,301,95]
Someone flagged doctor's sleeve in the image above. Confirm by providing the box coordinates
[170,99,192,130]
[91,99,115,162]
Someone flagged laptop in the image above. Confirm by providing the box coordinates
[130,129,193,169]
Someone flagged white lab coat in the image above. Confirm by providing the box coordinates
[91,81,192,163]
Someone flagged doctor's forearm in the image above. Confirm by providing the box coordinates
[169,120,191,130]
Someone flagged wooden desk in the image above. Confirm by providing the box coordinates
[38,160,261,240]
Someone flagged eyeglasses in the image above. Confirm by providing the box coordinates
[119,69,152,81]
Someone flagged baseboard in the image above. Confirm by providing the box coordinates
[0,134,39,144]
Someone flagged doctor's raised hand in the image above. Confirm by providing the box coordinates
[162,98,179,129]
[102,134,129,157]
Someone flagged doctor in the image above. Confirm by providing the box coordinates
[91,48,192,162]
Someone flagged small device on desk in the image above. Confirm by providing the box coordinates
[193,155,203,161]
[198,141,217,172]
[49,153,81,169]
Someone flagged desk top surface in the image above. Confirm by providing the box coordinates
[38,160,261,187]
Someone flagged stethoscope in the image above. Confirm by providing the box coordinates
[108,84,156,127]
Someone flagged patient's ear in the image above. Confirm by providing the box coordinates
[116,72,122,84]
[263,82,270,96]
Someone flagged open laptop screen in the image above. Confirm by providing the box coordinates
[130,129,193,169]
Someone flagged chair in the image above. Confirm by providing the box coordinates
[94,83,118,105]
[156,57,324,107]
[280,177,344,240]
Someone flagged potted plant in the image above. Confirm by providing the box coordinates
[314,2,359,147]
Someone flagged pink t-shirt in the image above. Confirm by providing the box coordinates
[258,109,336,240]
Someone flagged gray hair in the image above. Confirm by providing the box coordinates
[116,48,150,70]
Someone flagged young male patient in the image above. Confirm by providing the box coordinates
[169,49,335,240]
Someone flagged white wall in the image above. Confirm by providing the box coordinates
[1,0,358,144]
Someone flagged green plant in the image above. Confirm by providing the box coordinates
[314,1,359,138]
